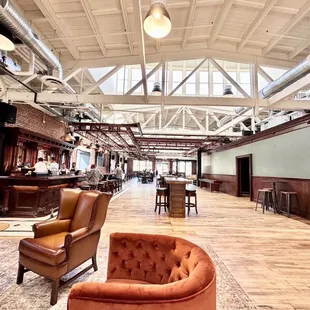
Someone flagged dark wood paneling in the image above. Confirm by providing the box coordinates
[0,175,85,217]
[202,174,236,196]
[203,174,310,219]
[252,176,310,218]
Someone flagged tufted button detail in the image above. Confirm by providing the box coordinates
[172,242,177,250]
[176,261,181,267]
[144,270,148,277]
[128,251,134,258]
[121,260,126,266]
[136,242,142,249]
[137,261,141,268]
[145,252,150,258]
[166,268,171,273]
[121,240,127,247]
[111,268,117,273]
[112,251,118,256]
[187,251,191,258]
[152,262,157,269]
[161,254,165,261]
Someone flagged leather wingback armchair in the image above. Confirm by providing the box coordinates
[68,233,216,310]
[17,188,112,305]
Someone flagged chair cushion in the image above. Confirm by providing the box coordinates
[19,232,68,266]
[105,279,151,285]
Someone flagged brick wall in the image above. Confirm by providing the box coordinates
[6,104,66,140]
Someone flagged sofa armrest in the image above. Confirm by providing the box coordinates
[33,219,71,238]
[68,282,171,303]
[64,227,89,247]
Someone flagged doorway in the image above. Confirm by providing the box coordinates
[236,154,252,199]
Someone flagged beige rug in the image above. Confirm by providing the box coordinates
[0,223,9,232]
[0,238,256,310]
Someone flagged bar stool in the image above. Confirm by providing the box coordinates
[154,188,168,214]
[255,189,275,214]
[107,180,116,194]
[98,181,108,192]
[279,191,301,217]
[186,186,198,215]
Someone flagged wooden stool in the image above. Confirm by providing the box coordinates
[279,191,300,217]
[98,181,108,192]
[107,181,116,194]
[186,187,198,215]
[79,185,91,191]
[255,189,275,214]
[154,188,168,214]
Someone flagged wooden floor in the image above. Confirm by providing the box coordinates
[101,179,310,310]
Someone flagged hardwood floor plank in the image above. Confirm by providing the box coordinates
[102,180,310,309]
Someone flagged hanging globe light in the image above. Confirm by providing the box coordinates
[144,1,172,39]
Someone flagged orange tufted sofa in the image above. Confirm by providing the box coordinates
[68,233,216,309]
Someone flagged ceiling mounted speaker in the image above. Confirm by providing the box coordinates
[41,75,66,91]
[0,34,15,51]
[144,1,172,39]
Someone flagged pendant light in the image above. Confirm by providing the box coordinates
[151,82,162,96]
[223,85,234,97]
[0,34,15,51]
[144,0,172,39]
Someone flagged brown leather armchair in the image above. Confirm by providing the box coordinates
[68,233,216,310]
[17,188,112,305]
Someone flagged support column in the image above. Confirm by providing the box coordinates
[197,149,202,186]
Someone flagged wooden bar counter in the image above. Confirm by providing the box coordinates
[0,175,85,217]
[164,177,192,218]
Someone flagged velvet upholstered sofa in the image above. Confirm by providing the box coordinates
[68,233,216,309]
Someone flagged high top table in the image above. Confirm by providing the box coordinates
[164,177,192,218]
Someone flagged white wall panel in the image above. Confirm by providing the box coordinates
[203,127,310,179]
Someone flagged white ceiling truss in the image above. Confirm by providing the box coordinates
[1,0,310,157]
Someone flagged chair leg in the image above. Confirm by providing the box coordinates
[154,194,158,212]
[295,195,301,215]
[195,194,198,214]
[51,278,60,306]
[159,196,161,215]
[92,254,98,272]
[187,195,190,215]
[16,263,25,284]
[279,193,283,213]
[255,191,260,211]
[262,192,265,214]
[287,194,290,218]
[164,195,167,212]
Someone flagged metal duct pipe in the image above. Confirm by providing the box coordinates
[0,0,63,79]
[259,55,310,99]
[218,107,251,127]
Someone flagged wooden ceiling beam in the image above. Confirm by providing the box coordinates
[181,0,197,51]
[207,0,234,48]
[237,0,277,52]
[262,1,310,56]
[33,0,80,59]
[120,0,134,54]
[80,0,107,56]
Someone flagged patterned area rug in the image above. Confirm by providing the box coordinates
[0,238,256,310]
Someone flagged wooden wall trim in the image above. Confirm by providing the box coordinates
[208,114,310,154]
[204,173,310,219]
